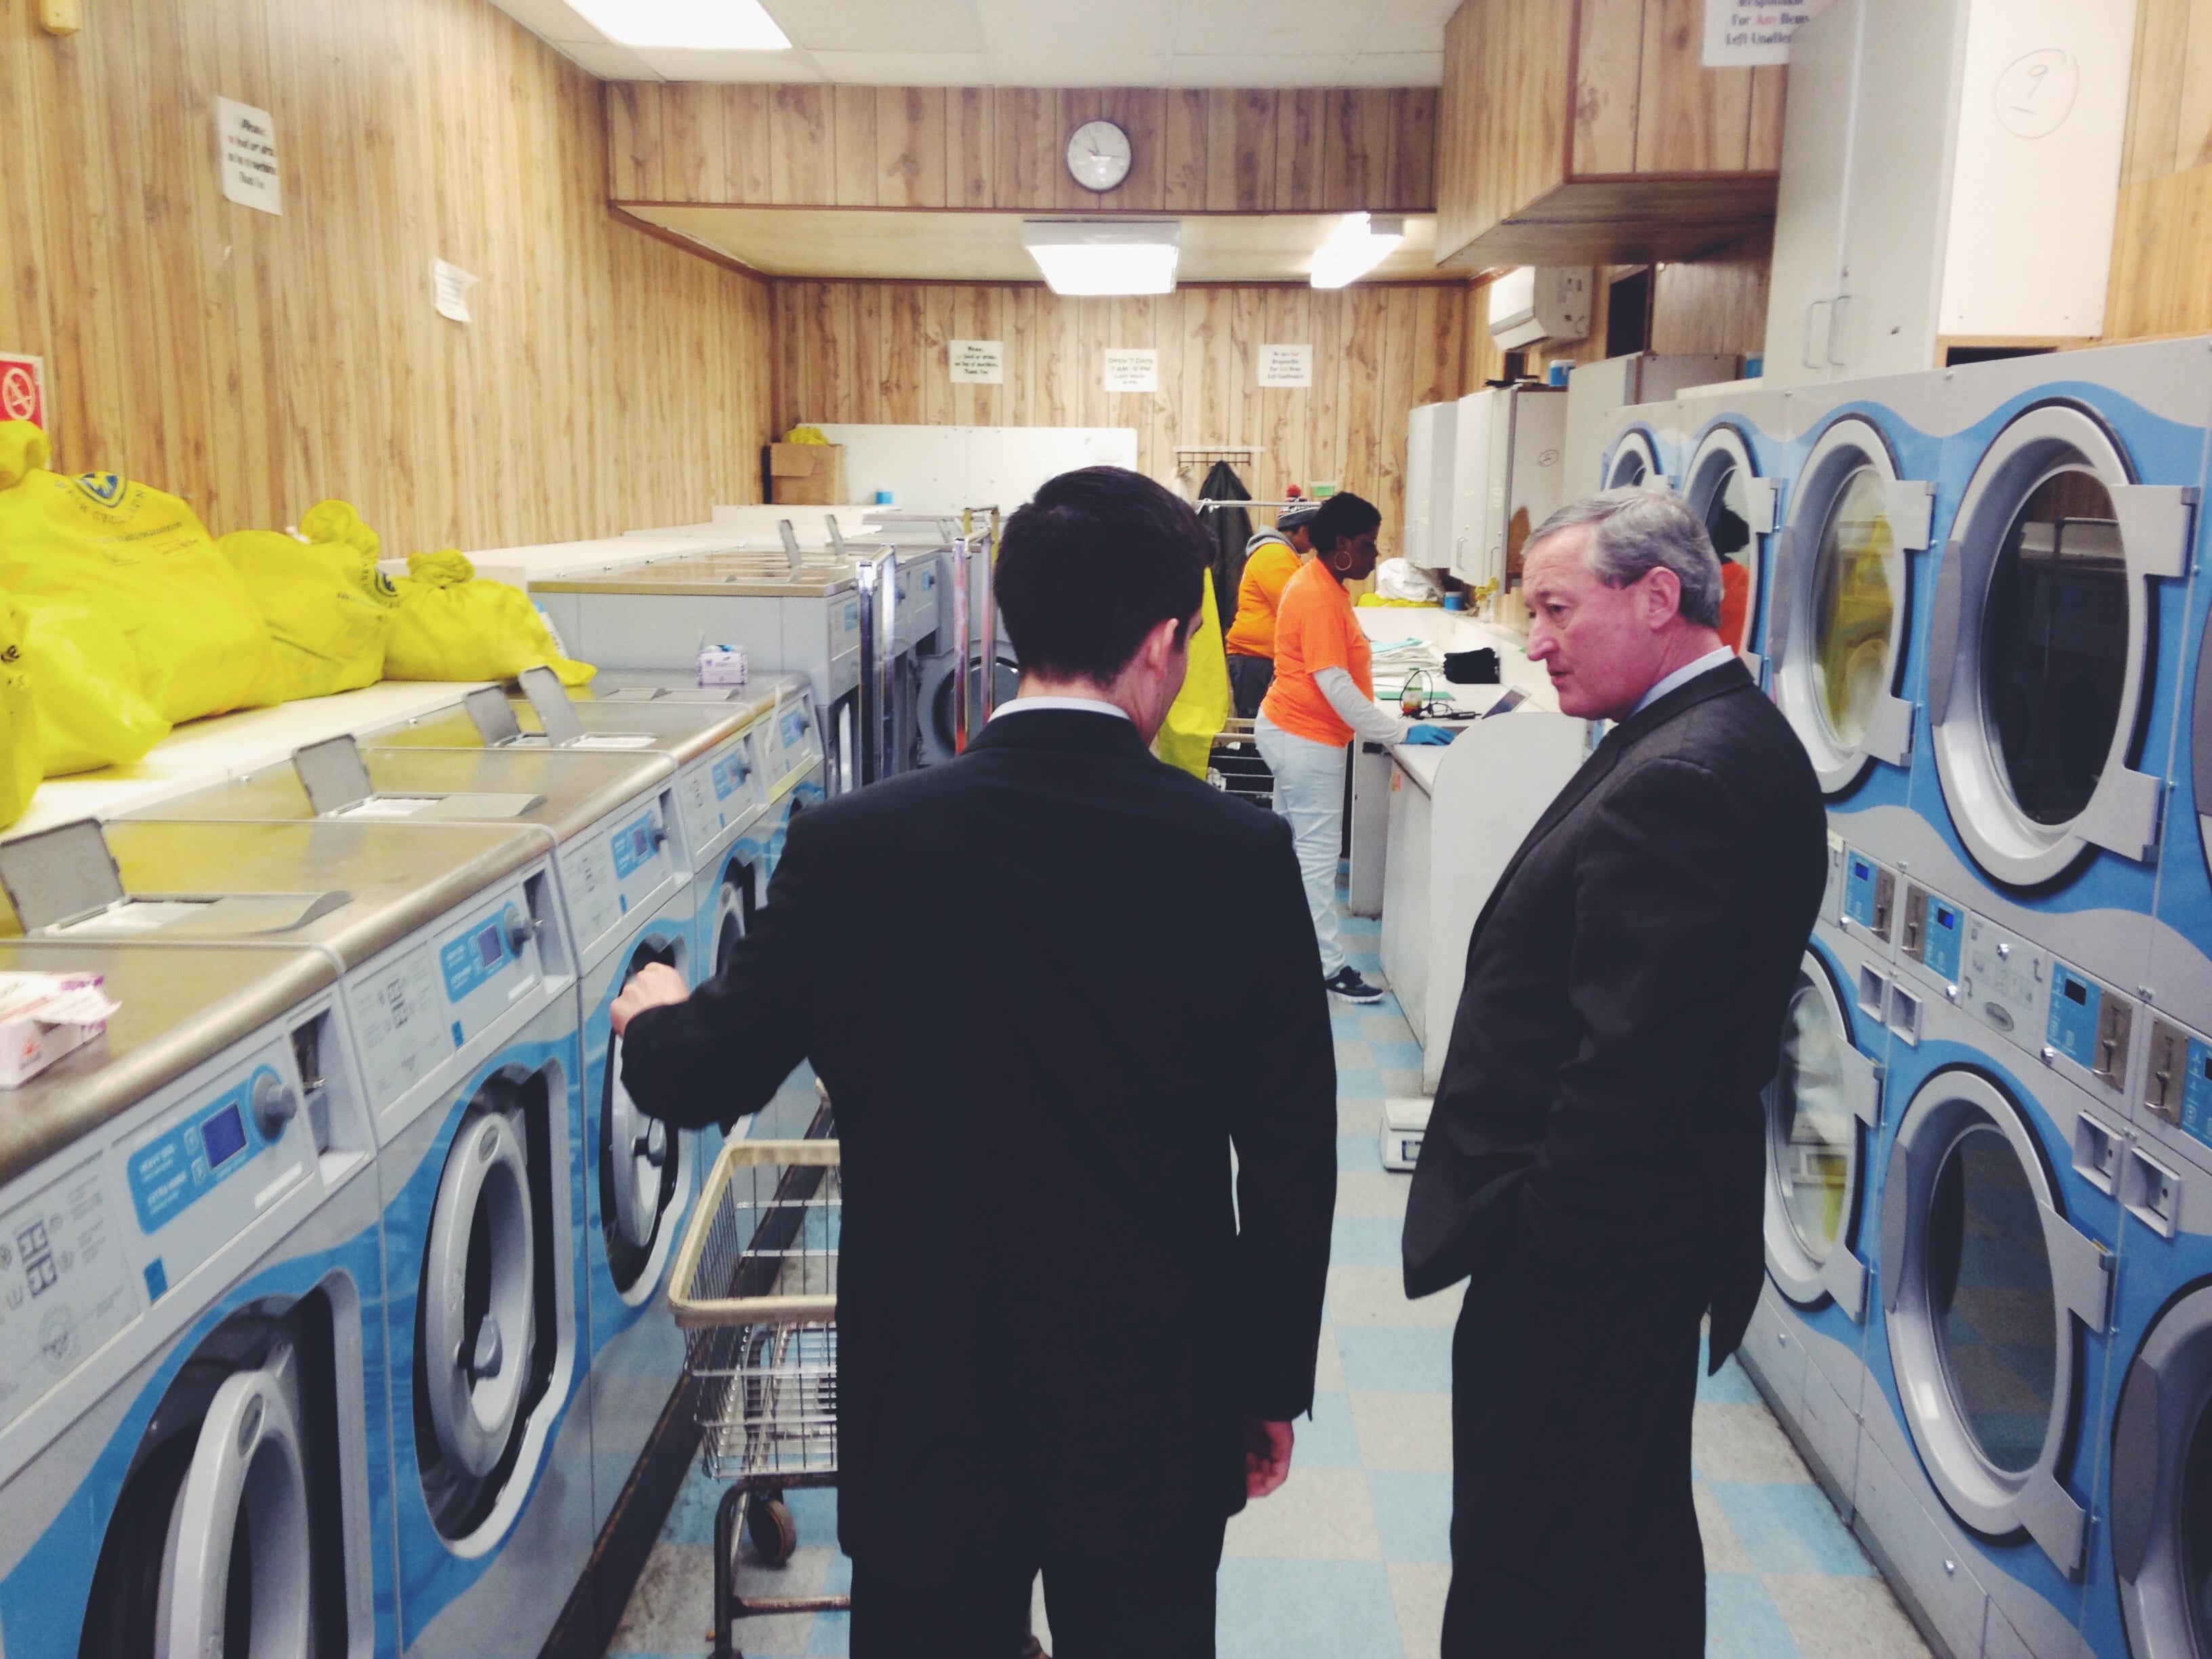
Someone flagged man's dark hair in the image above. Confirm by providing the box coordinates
[1309,492,1381,554]
[994,466,1208,685]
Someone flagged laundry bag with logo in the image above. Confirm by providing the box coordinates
[0,420,273,722]
[15,594,171,775]
[219,498,401,702]
[0,594,39,826]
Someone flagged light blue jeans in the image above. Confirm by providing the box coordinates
[1254,712,1349,979]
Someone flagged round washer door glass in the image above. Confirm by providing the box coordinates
[1700,459,1756,653]
[1811,466,1904,749]
[1925,1121,2058,1473]
[2185,1400,2212,1649]
[1768,968,1853,1263]
[1610,450,1648,488]
[1982,467,2128,826]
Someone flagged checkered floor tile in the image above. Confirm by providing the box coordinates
[608,888,1931,1658]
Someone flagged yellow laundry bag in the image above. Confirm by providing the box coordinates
[0,421,274,722]
[218,501,400,702]
[384,550,594,686]
[1156,578,1231,779]
[0,595,39,827]
[15,594,171,775]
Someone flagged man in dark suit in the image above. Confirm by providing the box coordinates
[613,466,1338,1659]
[1402,488,1826,1657]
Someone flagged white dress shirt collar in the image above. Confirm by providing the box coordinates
[1630,647,1740,718]
[987,695,1132,723]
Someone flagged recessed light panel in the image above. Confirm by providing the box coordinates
[567,0,791,50]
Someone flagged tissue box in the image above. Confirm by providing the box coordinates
[0,972,117,1088]
[1380,1097,1432,1171]
[767,443,847,506]
[697,645,748,687]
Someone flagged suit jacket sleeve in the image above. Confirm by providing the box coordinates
[617,807,819,1132]
[1521,754,1765,1269]
[1227,823,1340,1421]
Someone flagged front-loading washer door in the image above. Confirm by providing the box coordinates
[1763,951,1880,1315]
[1879,1067,2108,1572]
[157,1347,313,1659]
[1772,418,1930,793]
[601,933,687,1302]
[2111,1283,2212,1657]
[1684,425,1774,663]
[1929,403,2191,884]
[1605,429,1661,492]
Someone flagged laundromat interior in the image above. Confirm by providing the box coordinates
[9,0,2212,1656]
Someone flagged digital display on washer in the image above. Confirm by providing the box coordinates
[475,920,504,968]
[200,1102,248,1168]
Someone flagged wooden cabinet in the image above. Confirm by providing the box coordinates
[1434,0,1785,269]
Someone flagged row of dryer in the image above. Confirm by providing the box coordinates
[0,667,827,1659]
[1596,337,2212,1658]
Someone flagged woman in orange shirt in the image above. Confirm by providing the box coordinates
[1224,497,1318,717]
[1256,493,1403,1004]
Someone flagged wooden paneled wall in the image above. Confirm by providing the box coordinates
[1435,0,1782,267]
[609,85,1437,215]
[0,0,773,555]
[773,282,1469,537]
[2108,0,2212,338]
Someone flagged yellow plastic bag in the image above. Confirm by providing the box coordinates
[1157,579,1231,779]
[219,500,400,702]
[384,551,593,686]
[15,594,170,775]
[0,595,39,827]
[0,421,274,722]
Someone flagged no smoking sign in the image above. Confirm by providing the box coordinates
[0,354,45,430]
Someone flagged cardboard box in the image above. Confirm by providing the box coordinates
[767,443,847,506]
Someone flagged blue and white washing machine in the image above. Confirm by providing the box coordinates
[0,815,593,1659]
[1739,913,1889,1512]
[0,939,392,1659]
[1676,380,1794,670]
[1916,341,2208,1003]
[1853,929,2123,1659]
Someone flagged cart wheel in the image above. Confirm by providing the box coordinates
[746,1495,798,1565]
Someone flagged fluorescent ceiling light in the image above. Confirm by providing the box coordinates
[1309,213,1405,289]
[1021,220,1180,296]
[566,0,790,49]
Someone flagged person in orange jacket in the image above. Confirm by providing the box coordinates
[1223,497,1319,718]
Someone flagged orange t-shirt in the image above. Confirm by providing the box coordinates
[1261,558,1373,746]
[1224,540,1302,659]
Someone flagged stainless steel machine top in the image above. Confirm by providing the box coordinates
[0,941,335,1191]
[532,550,859,600]
[367,685,763,767]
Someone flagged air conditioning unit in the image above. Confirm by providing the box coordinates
[1488,267,1593,350]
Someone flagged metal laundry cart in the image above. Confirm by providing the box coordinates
[1208,716,1275,810]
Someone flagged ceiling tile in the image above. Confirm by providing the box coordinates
[987,49,1172,87]
[1168,0,1365,58]
[1337,52,1446,85]
[552,39,660,77]
[761,0,987,55]
[1166,53,1351,87]
[972,0,1178,58]
[484,0,605,45]
[810,50,997,84]
[630,45,826,81]
[1360,0,1458,56]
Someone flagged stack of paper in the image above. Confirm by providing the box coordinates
[0,972,120,1088]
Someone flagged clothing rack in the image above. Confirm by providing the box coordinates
[1174,444,1258,478]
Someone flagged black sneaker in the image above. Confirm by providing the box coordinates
[1324,967,1384,1004]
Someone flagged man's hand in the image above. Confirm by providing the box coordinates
[1244,1418,1294,1498]
[611,962,689,1036]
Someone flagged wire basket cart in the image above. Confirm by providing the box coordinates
[1207,716,1275,810]
[670,1139,845,1657]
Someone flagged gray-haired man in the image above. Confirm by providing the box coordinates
[1401,489,1827,1656]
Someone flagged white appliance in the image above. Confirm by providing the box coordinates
[1404,401,1460,570]
[1447,384,1570,595]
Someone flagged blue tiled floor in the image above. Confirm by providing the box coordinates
[608,882,1931,1658]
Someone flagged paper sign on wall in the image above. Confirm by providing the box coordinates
[1702,0,1833,65]
[1257,344,1313,389]
[949,340,1005,384]
[0,354,45,429]
[217,98,283,215]
[433,260,478,324]
[1103,350,1158,394]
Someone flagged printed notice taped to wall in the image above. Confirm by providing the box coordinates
[1103,350,1159,394]
[1257,345,1313,389]
[218,98,283,215]
[1703,0,1832,66]
[949,340,1005,384]
[433,260,478,324]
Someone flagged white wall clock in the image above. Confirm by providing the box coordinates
[1066,119,1132,192]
